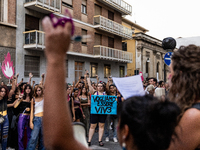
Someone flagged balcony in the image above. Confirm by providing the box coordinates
[23,30,45,50]
[94,45,133,63]
[96,0,132,15]
[94,15,132,39]
[24,0,61,14]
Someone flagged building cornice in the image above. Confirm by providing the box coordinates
[134,32,162,47]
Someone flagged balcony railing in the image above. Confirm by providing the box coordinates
[94,15,132,39]
[96,0,132,15]
[94,45,132,63]
[24,0,61,13]
[23,30,45,50]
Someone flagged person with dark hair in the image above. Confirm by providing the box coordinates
[0,85,12,150]
[87,82,107,146]
[72,88,85,122]
[168,45,200,149]
[79,86,90,136]
[66,85,73,119]
[0,77,15,150]
[27,85,45,150]
[105,84,118,143]
[118,95,180,150]
[41,16,180,150]
[14,84,33,150]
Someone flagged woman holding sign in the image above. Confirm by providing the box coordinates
[88,82,107,146]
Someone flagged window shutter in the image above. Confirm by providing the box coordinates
[63,0,72,5]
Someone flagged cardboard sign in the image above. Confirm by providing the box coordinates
[91,95,117,115]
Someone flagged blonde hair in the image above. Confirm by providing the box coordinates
[147,85,155,92]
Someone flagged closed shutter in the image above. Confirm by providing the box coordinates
[82,0,86,5]
[108,37,114,48]
[108,10,114,21]
[95,33,102,45]
[63,0,72,5]
[95,4,101,15]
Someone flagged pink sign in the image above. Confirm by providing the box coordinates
[1,52,15,79]
[139,71,144,81]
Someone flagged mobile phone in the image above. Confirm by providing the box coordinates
[87,73,89,75]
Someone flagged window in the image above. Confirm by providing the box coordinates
[75,62,84,83]
[95,4,101,15]
[25,15,39,30]
[62,0,73,8]
[104,64,111,78]
[157,62,160,73]
[90,63,98,78]
[82,29,87,45]
[24,56,40,77]
[0,0,7,22]
[119,66,125,77]
[146,61,149,74]
[81,0,87,14]
[108,10,114,21]
[108,37,114,48]
[122,42,127,51]
[95,33,102,45]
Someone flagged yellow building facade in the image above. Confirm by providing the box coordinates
[122,18,167,81]
[122,18,148,76]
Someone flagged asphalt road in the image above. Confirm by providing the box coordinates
[89,129,121,150]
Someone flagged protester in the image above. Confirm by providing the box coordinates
[88,82,107,146]
[146,85,155,95]
[118,95,180,150]
[154,80,165,99]
[27,85,45,150]
[0,86,11,150]
[105,84,118,143]
[14,84,33,150]
[79,86,90,136]
[41,16,180,150]
[66,85,74,119]
[168,45,200,150]
[72,88,85,122]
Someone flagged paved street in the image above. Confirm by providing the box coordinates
[89,130,121,150]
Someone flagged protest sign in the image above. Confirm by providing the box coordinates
[113,75,145,100]
[91,95,117,115]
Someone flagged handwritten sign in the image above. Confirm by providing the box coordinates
[91,95,117,115]
[113,75,145,100]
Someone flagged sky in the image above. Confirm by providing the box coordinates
[125,0,200,40]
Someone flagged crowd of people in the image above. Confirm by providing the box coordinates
[0,70,174,150]
[41,16,200,150]
[0,15,200,150]
[0,73,45,150]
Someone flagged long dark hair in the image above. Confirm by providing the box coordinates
[118,95,180,150]
[0,86,9,99]
[80,86,88,96]
[169,45,200,112]
[23,84,33,100]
